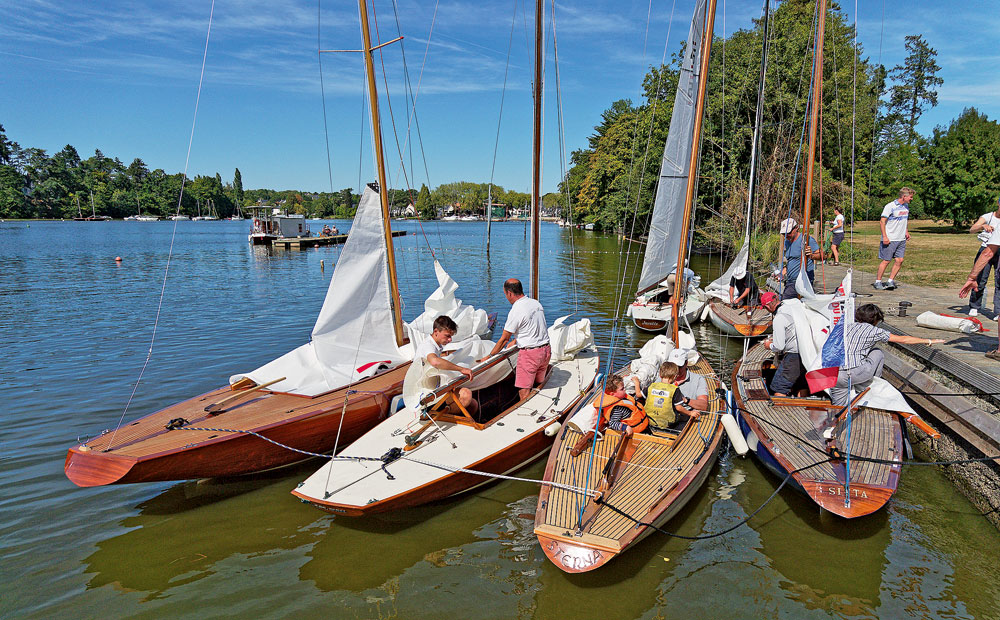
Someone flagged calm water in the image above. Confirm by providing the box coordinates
[2,219,998,619]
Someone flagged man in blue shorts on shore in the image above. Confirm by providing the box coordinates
[873,187,914,290]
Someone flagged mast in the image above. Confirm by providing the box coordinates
[671,0,718,343]
[529,0,542,299]
[358,0,407,346]
[800,0,826,273]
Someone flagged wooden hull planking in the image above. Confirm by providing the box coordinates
[533,357,725,572]
[64,365,408,486]
[732,342,902,518]
[707,302,772,337]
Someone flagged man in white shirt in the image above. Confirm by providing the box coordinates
[873,187,914,290]
[967,198,1000,317]
[414,315,478,416]
[760,291,806,397]
[486,278,551,399]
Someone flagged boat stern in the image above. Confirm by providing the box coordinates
[535,528,618,573]
[64,445,137,487]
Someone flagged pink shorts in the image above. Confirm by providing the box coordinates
[515,344,551,389]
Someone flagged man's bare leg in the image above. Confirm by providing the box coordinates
[889,257,904,280]
[876,260,890,281]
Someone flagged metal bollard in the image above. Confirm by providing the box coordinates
[898,301,912,317]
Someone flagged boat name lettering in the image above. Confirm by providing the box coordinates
[825,486,868,498]
[546,540,603,570]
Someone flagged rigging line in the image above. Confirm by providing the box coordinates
[370,2,415,200]
[596,460,830,541]
[549,0,578,313]
[486,0,518,249]
[849,0,857,273]
[863,0,886,227]
[318,0,335,193]
[615,0,674,306]
[106,0,216,451]
[385,0,439,260]
[614,0,678,331]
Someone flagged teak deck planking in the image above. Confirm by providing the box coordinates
[733,342,902,518]
[534,357,725,572]
[707,302,772,337]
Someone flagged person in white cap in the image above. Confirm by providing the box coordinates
[666,348,709,411]
[778,218,821,300]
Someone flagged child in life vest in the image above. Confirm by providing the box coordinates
[645,362,701,431]
[591,375,648,436]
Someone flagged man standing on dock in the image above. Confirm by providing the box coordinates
[960,197,1000,360]
[487,278,551,400]
[966,199,1000,317]
[873,187,914,290]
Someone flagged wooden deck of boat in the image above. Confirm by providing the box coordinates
[734,342,901,515]
[82,368,406,458]
[709,303,772,336]
[538,358,723,545]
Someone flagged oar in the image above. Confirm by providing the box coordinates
[204,377,286,413]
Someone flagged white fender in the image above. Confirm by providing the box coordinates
[721,412,749,456]
[544,422,562,437]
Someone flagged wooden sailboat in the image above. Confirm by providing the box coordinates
[704,1,772,338]
[292,0,600,517]
[533,0,725,573]
[63,6,478,487]
[731,0,937,518]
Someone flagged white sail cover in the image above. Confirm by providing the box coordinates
[407,260,490,344]
[402,338,516,409]
[637,0,708,293]
[230,186,407,395]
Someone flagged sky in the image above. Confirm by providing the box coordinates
[2,0,998,195]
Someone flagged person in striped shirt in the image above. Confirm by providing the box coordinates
[829,304,944,406]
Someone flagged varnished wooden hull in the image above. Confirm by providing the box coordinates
[732,343,902,518]
[533,357,724,572]
[64,365,408,486]
[707,302,772,337]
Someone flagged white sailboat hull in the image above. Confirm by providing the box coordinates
[627,288,705,332]
[292,348,600,516]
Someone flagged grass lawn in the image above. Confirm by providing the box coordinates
[824,219,980,288]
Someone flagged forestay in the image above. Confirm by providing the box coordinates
[637,0,708,293]
[231,187,408,395]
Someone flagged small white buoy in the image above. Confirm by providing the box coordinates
[544,422,561,437]
[115,256,122,263]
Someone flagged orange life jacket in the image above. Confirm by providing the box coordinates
[592,393,648,433]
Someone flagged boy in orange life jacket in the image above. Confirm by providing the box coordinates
[592,375,649,436]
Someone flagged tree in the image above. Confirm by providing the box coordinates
[922,108,1000,226]
[887,35,943,145]
[416,184,433,219]
[233,168,244,206]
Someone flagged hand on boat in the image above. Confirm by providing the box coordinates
[461,368,474,381]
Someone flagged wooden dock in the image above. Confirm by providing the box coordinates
[272,230,406,249]
[789,263,1000,526]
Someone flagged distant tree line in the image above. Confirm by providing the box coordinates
[0,124,569,221]
[560,0,1000,245]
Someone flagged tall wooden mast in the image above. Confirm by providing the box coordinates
[671,0,718,344]
[358,0,407,346]
[800,0,826,272]
[529,0,542,299]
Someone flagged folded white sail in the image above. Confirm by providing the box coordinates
[406,259,491,347]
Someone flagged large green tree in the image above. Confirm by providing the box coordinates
[922,108,1000,226]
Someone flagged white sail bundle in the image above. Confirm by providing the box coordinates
[406,260,491,349]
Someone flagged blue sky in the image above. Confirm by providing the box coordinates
[2,0,998,195]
